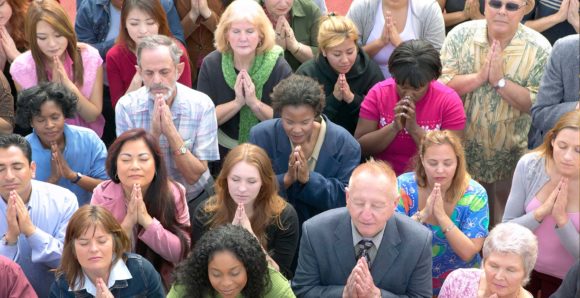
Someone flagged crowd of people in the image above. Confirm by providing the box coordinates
[0,0,578,297]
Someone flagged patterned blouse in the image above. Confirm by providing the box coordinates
[396,172,489,295]
[439,20,551,183]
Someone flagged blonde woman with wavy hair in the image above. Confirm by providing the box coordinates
[396,129,489,295]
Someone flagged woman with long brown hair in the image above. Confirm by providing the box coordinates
[504,110,580,297]
[192,143,299,278]
[397,130,489,295]
[10,0,105,136]
[91,128,191,288]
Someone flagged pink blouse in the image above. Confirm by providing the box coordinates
[526,198,580,278]
[439,268,482,298]
[10,45,106,136]
[90,180,191,284]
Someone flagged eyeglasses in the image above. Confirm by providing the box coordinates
[488,0,526,11]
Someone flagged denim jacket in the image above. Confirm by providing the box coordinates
[49,253,165,298]
[75,0,185,59]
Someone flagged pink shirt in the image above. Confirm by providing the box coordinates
[359,79,466,175]
[10,45,106,136]
[439,268,482,298]
[526,198,579,278]
[90,180,191,284]
[106,41,192,108]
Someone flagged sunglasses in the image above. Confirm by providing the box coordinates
[488,0,526,11]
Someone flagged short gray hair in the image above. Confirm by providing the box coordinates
[136,35,183,66]
[482,222,538,285]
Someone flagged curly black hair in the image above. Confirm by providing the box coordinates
[173,224,270,297]
[14,82,78,129]
[271,74,325,117]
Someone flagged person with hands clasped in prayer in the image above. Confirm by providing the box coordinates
[197,0,291,172]
[115,34,218,220]
[397,130,489,294]
[347,0,445,79]
[15,83,108,206]
[250,75,360,226]
[439,0,552,226]
[296,15,384,135]
[10,0,106,137]
[91,128,191,288]
[261,0,321,70]
[291,160,433,297]
[503,110,580,297]
[192,143,299,278]
[50,205,165,298]
[0,134,79,297]
[355,40,465,176]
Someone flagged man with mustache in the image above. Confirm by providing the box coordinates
[115,35,219,223]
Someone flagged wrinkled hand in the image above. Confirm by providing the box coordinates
[151,94,163,138]
[478,46,492,85]
[234,71,246,106]
[12,191,35,237]
[353,257,380,298]
[488,40,504,87]
[463,0,484,20]
[159,98,177,137]
[240,70,257,105]
[96,278,114,298]
[552,178,569,227]
[281,18,298,51]
[275,16,288,49]
[343,261,360,298]
[294,146,310,184]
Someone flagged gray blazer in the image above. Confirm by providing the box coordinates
[529,34,580,149]
[292,208,432,298]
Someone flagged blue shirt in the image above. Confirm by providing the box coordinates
[27,124,109,206]
[0,180,79,297]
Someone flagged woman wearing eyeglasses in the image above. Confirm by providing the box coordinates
[439,0,552,226]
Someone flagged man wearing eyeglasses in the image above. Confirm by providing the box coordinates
[438,0,551,227]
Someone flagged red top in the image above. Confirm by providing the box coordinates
[106,40,192,108]
[0,255,38,298]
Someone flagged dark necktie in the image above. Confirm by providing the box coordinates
[356,239,374,267]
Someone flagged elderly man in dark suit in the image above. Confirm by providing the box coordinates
[292,160,432,297]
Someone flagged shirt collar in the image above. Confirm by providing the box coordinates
[351,220,385,251]
[71,257,133,296]
[307,116,326,171]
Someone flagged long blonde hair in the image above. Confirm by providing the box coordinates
[415,130,470,203]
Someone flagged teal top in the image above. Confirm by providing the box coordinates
[167,267,295,298]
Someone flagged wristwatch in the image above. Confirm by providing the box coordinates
[494,78,506,90]
[71,172,83,184]
[173,143,188,156]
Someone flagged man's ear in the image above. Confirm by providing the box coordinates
[176,62,185,77]
[30,161,36,179]
[345,187,350,205]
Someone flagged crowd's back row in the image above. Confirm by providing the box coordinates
[0,0,578,297]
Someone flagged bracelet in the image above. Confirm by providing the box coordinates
[442,224,455,234]
[292,43,302,55]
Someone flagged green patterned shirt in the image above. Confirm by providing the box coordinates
[439,20,551,183]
